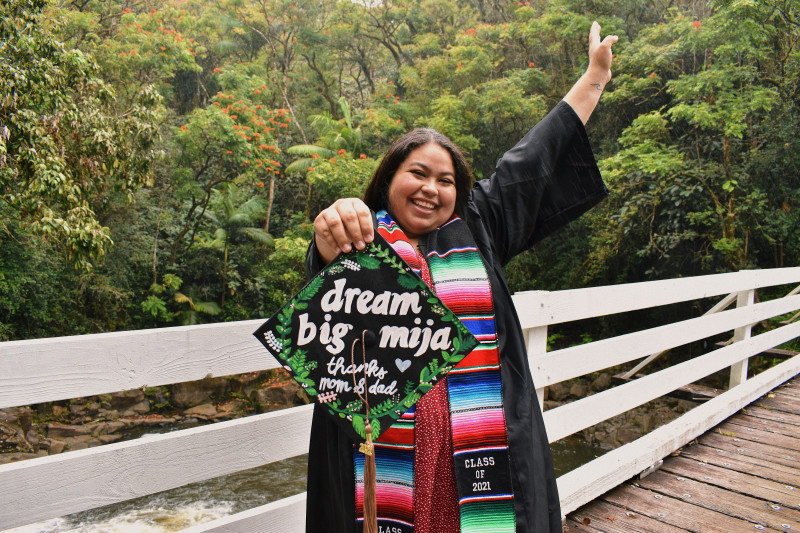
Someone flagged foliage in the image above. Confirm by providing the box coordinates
[1,0,163,270]
[2,0,799,341]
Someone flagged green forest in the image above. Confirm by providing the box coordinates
[1,0,798,342]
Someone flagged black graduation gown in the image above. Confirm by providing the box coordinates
[304,100,609,533]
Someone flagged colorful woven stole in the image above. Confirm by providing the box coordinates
[354,210,516,532]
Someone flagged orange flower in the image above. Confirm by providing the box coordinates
[465,28,477,36]
[650,72,656,78]
[360,154,367,159]
[213,67,221,73]
[230,115,237,119]
[529,61,535,67]
[308,166,315,172]
[258,182,264,187]
[337,148,347,154]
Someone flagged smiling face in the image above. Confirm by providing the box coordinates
[387,142,457,243]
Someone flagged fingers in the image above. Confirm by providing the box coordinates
[313,198,373,263]
[588,21,618,75]
[589,21,601,48]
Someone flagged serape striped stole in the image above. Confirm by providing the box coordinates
[353,210,516,532]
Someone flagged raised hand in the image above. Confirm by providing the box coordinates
[313,198,374,264]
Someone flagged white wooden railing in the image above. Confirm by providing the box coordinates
[2,267,800,531]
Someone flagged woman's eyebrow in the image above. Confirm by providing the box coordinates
[407,160,455,177]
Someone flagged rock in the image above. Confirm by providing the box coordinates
[634,413,653,433]
[542,400,563,411]
[109,390,145,409]
[170,377,229,408]
[0,452,43,464]
[105,421,126,434]
[252,380,304,410]
[25,429,39,450]
[569,383,587,398]
[97,434,122,444]
[591,373,612,391]
[130,400,151,414]
[52,405,69,418]
[46,423,91,440]
[69,404,87,416]
[48,440,67,455]
[183,404,218,419]
[0,409,18,425]
[65,435,102,450]
[547,382,570,401]
[17,408,33,433]
[0,421,33,453]
[617,425,643,444]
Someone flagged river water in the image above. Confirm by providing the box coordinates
[6,437,601,532]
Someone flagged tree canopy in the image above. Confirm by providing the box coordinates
[1,0,798,341]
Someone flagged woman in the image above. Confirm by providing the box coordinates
[306,22,617,533]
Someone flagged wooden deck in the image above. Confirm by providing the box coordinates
[565,376,800,532]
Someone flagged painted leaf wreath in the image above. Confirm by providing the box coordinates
[253,233,479,443]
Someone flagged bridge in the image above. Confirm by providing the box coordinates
[2,267,800,532]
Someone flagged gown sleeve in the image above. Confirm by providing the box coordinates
[469,100,609,266]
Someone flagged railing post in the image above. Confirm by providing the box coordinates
[728,288,755,388]
[525,325,549,411]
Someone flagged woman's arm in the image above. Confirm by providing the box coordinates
[562,21,618,125]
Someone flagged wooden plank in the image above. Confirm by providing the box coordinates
[568,497,687,533]
[532,297,800,388]
[753,395,799,414]
[727,412,800,439]
[556,355,800,516]
[741,405,800,428]
[699,431,800,469]
[0,404,314,530]
[772,388,800,401]
[634,468,800,531]
[181,493,306,533]
[513,267,800,328]
[660,455,800,509]
[714,420,800,452]
[562,519,603,533]
[544,327,800,442]
[780,380,800,394]
[678,443,800,487]
[0,320,280,409]
[603,483,764,532]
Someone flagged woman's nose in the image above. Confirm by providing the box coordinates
[420,179,437,194]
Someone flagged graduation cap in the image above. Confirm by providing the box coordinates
[253,232,478,444]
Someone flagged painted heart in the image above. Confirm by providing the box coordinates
[395,358,411,372]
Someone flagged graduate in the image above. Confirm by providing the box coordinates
[306,22,618,533]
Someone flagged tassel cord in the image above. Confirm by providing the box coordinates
[352,331,377,533]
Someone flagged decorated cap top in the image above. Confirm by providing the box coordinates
[253,232,477,443]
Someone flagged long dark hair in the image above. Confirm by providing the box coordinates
[362,128,473,216]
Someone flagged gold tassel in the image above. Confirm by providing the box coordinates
[361,420,378,533]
